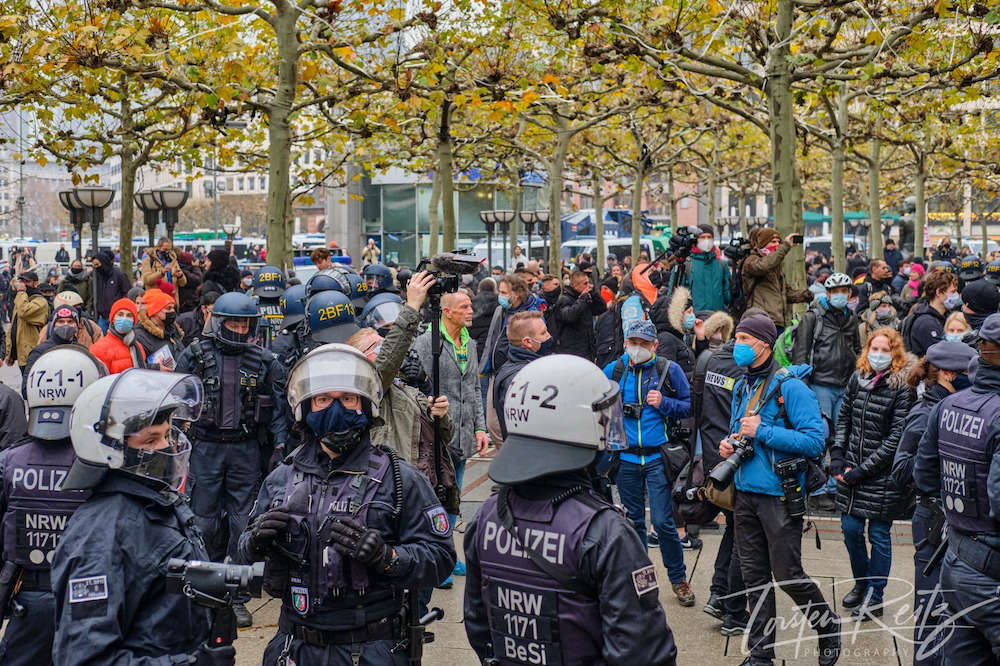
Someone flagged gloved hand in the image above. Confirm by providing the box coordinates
[842,467,864,486]
[267,444,286,473]
[191,643,236,666]
[329,516,391,568]
[249,507,291,553]
[828,458,846,478]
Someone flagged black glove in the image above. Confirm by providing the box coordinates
[267,444,286,473]
[329,516,391,568]
[191,643,236,666]
[828,458,846,478]
[842,467,864,485]
[249,507,291,553]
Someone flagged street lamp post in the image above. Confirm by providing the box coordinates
[133,190,163,249]
[494,210,515,273]
[69,187,114,319]
[223,220,240,241]
[478,210,497,270]
[151,188,189,244]
[57,191,86,262]
[519,210,537,261]
[534,210,551,265]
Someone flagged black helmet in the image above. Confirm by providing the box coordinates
[359,292,404,332]
[253,265,286,298]
[346,273,369,307]
[279,283,307,329]
[305,290,359,344]
[958,256,984,282]
[207,292,260,350]
[306,269,350,299]
[986,258,1000,286]
[362,264,393,292]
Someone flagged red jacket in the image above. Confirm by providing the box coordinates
[89,299,146,374]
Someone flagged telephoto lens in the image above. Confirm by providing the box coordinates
[708,437,754,489]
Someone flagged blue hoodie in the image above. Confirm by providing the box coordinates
[603,353,691,464]
[728,362,825,496]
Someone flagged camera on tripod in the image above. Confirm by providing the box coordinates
[667,226,698,260]
[723,236,752,263]
[708,436,754,489]
[416,250,484,296]
[166,559,264,609]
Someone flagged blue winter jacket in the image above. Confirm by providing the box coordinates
[603,353,691,462]
[728,362,825,496]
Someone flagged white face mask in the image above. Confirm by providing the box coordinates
[697,238,714,253]
[625,344,653,365]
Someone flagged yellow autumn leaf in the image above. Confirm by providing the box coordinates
[334,46,354,60]
[541,73,559,86]
[521,90,539,105]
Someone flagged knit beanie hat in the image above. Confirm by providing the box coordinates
[143,288,174,317]
[754,228,779,249]
[735,313,778,347]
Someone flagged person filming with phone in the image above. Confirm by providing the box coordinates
[741,229,813,334]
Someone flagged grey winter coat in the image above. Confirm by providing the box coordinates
[413,324,485,459]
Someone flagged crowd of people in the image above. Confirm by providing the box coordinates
[0,224,997,666]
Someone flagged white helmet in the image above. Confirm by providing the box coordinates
[489,354,624,485]
[286,343,383,421]
[824,272,852,289]
[26,346,108,440]
[65,369,203,491]
[54,291,84,309]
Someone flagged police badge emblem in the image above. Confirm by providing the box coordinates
[426,507,450,536]
[290,586,309,615]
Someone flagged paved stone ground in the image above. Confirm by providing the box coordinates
[0,363,926,665]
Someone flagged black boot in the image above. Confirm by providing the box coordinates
[814,609,841,666]
[703,593,724,619]
[841,585,865,609]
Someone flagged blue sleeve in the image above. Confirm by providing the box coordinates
[656,361,690,419]
[602,360,617,379]
[913,402,943,496]
[755,379,825,458]
[728,379,744,436]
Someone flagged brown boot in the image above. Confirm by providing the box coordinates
[672,581,696,607]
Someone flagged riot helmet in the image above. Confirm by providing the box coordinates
[279,283,307,329]
[362,264,393,292]
[26,346,108,440]
[958,256,984,283]
[931,261,955,274]
[359,292,404,333]
[986,258,1000,286]
[65,369,203,491]
[346,272,369,307]
[253,265,286,298]
[489,354,625,485]
[207,292,261,351]
[305,290,359,344]
[306,269,351,299]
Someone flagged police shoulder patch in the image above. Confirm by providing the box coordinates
[426,507,450,536]
[631,565,658,596]
[69,575,108,603]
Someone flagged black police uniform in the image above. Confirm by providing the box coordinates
[175,336,289,561]
[51,472,212,665]
[0,434,88,665]
[914,359,1000,663]
[464,472,678,665]
[258,295,284,349]
[238,433,456,665]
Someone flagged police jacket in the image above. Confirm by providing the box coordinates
[790,299,861,387]
[463,472,678,665]
[914,360,1000,536]
[729,360,825,496]
[175,337,289,448]
[831,362,917,521]
[602,353,690,454]
[890,382,951,494]
[51,472,211,665]
[695,341,744,472]
[238,435,456,631]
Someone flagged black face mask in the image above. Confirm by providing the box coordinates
[537,337,556,356]
[163,311,177,328]
[951,374,972,391]
[70,267,85,278]
[543,287,561,303]
[52,325,77,343]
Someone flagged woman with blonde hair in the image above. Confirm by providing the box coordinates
[830,327,916,620]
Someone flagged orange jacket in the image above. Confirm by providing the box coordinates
[89,299,146,374]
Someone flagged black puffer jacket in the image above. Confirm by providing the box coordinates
[832,360,917,521]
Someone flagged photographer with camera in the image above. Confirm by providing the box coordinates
[52,370,232,666]
[667,225,732,312]
[602,319,695,607]
[140,236,187,291]
[717,313,840,666]
[741,229,813,331]
[554,270,607,361]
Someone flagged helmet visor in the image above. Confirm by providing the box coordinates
[210,314,260,347]
[362,301,402,330]
[121,426,192,492]
[594,385,626,452]
[103,370,203,441]
[287,344,382,413]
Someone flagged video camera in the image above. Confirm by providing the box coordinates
[415,250,484,296]
[667,226,697,260]
[708,436,754,489]
[166,559,264,647]
[723,236,752,263]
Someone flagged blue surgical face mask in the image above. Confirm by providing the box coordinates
[829,293,849,309]
[683,313,696,331]
[945,332,966,343]
[498,296,511,309]
[944,292,962,310]
[733,342,757,367]
[113,317,133,334]
[868,351,891,371]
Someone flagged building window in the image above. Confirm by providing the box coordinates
[259,176,266,190]
[680,197,690,209]
[227,177,234,192]
[248,177,254,191]
[237,177,244,191]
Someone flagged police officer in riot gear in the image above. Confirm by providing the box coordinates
[175,291,289,627]
[362,264,397,300]
[253,265,286,349]
[346,272,370,309]
[270,283,307,367]
[51,370,233,666]
[238,344,456,665]
[359,292,404,336]
[464,354,678,665]
[914,312,1000,663]
[297,289,360,360]
[0,347,107,665]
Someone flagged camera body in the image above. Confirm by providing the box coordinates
[708,436,754,489]
[723,236,751,263]
[773,457,807,517]
[622,402,643,419]
[416,250,483,297]
[165,559,264,608]
[668,226,698,260]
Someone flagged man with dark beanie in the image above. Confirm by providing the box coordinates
[960,279,1000,336]
[91,250,129,332]
[201,248,241,294]
[741,228,813,331]
[720,311,840,666]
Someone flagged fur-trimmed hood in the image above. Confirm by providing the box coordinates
[667,286,692,333]
[138,310,183,340]
[703,311,734,342]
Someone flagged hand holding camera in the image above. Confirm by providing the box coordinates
[645,390,662,408]
[738,414,762,438]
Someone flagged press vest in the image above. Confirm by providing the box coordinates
[2,439,89,573]
[935,389,1000,535]
[476,489,609,666]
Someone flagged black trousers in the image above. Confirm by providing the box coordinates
[711,509,748,619]
[734,491,836,660]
